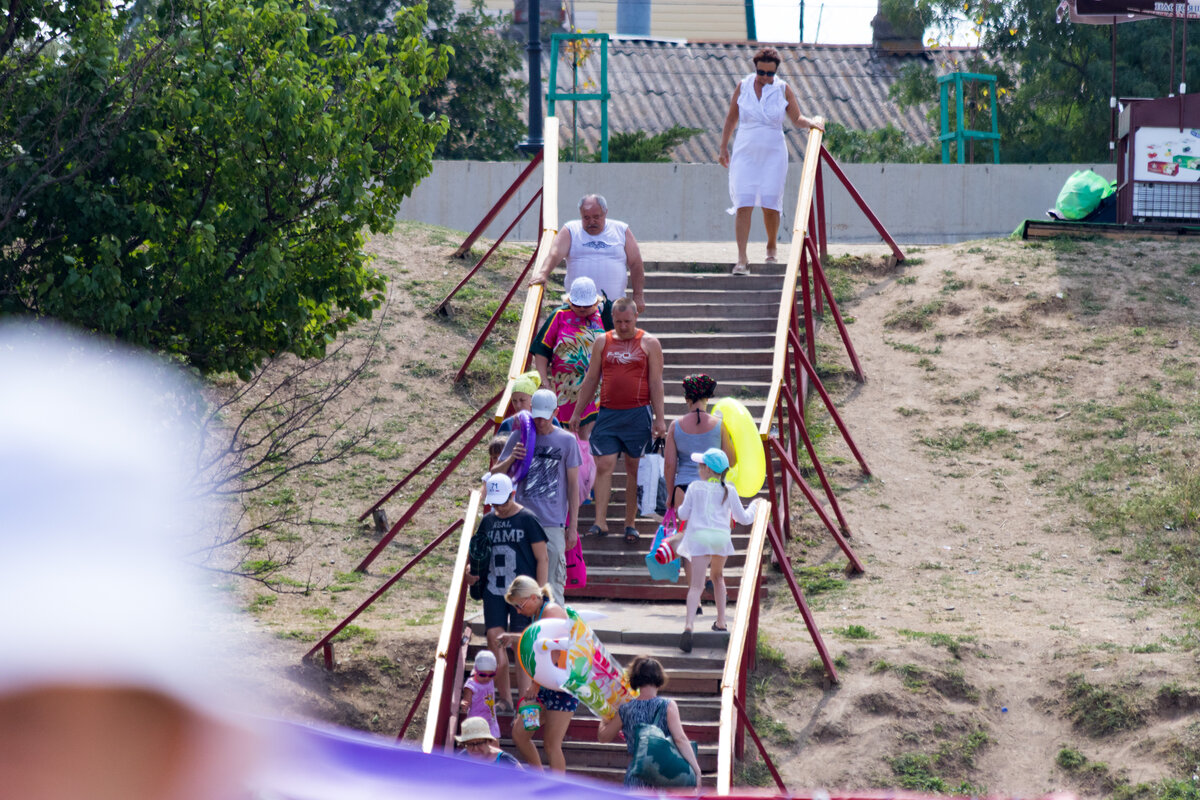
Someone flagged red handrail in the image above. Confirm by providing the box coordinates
[304,519,465,665]
[436,189,543,314]
[358,388,503,523]
[453,150,544,258]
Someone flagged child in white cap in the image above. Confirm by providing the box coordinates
[656,447,760,652]
[459,650,500,738]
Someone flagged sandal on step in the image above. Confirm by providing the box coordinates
[731,262,750,276]
[711,622,728,632]
[679,629,693,653]
[623,526,640,544]
[765,254,778,264]
[588,524,608,537]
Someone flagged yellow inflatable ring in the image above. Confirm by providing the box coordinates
[713,397,765,498]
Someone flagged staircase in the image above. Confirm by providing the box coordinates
[466,259,785,786]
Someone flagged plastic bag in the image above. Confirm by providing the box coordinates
[565,538,587,588]
[1055,170,1114,220]
[645,509,681,583]
[637,452,664,517]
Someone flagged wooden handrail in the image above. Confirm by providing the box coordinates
[421,489,482,753]
[758,121,825,439]
[715,499,773,794]
[494,117,561,422]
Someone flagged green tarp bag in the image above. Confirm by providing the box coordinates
[1055,170,1115,220]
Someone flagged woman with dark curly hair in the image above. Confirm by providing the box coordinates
[597,656,702,789]
[718,46,824,275]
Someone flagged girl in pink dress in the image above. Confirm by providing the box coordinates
[459,650,500,738]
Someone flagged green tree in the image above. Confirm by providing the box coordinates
[823,121,937,163]
[326,0,526,159]
[593,125,703,162]
[2,0,449,378]
[891,0,1200,163]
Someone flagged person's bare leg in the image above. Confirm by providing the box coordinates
[763,208,781,261]
[710,555,729,629]
[592,453,617,533]
[541,709,574,772]
[623,454,640,530]
[510,717,542,768]
[735,207,753,266]
[485,627,512,708]
[685,555,710,632]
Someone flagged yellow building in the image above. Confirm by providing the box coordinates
[480,0,754,41]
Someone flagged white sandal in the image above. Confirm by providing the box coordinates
[731,262,750,276]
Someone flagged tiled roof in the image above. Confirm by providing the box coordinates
[546,39,974,162]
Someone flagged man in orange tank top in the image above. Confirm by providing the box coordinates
[569,298,666,543]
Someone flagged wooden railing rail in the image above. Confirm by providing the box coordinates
[759,122,824,438]
[494,117,559,423]
[716,500,773,794]
[421,489,481,753]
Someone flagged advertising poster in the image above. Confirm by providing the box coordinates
[1133,126,1200,182]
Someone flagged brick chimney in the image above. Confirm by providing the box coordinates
[871,0,925,55]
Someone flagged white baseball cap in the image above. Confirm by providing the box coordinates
[568,276,599,307]
[484,472,514,504]
[530,388,557,420]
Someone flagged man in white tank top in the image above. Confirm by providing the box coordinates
[530,194,645,324]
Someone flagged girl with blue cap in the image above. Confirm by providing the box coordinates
[655,447,761,651]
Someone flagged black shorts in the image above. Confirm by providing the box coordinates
[483,591,532,632]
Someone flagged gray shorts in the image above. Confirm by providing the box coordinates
[590,405,652,458]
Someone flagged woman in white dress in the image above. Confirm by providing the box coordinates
[718,47,824,275]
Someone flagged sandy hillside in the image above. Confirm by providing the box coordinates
[220,227,1200,799]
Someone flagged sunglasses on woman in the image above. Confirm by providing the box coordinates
[756,68,776,77]
[475,670,496,678]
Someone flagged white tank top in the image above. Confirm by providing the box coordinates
[563,218,629,302]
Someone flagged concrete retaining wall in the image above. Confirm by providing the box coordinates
[397,161,1116,245]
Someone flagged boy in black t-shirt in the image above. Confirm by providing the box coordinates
[466,473,548,712]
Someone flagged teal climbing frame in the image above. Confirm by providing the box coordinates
[938,72,1000,164]
[548,33,610,163]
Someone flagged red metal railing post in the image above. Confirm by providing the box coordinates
[397,668,435,742]
[306,519,466,662]
[732,693,789,793]
[815,159,828,261]
[359,390,503,522]
[809,205,823,317]
[775,406,792,542]
[436,189,542,313]
[819,146,905,263]
[762,441,784,546]
[355,419,493,572]
[455,246,541,383]
[454,150,544,258]
[769,438,863,574]
[781,379,852,537]
[799,239,816,368]
[805,235,866,383]
[788,323,871,477]
[763,516,839,683]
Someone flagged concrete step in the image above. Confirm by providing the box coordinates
[562,764,717,787]
[661,364,775,384]
[638,316,777,334]
[643,260,788,276]
[467,600,739,656]
[490,713,721,743]
[579,532,751,551]
[656,332,776,350]
[643,273,784,291]
[639,302,782,321]
[584,549,746,569]
[642,288,782,305]
[658,347,774,365]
